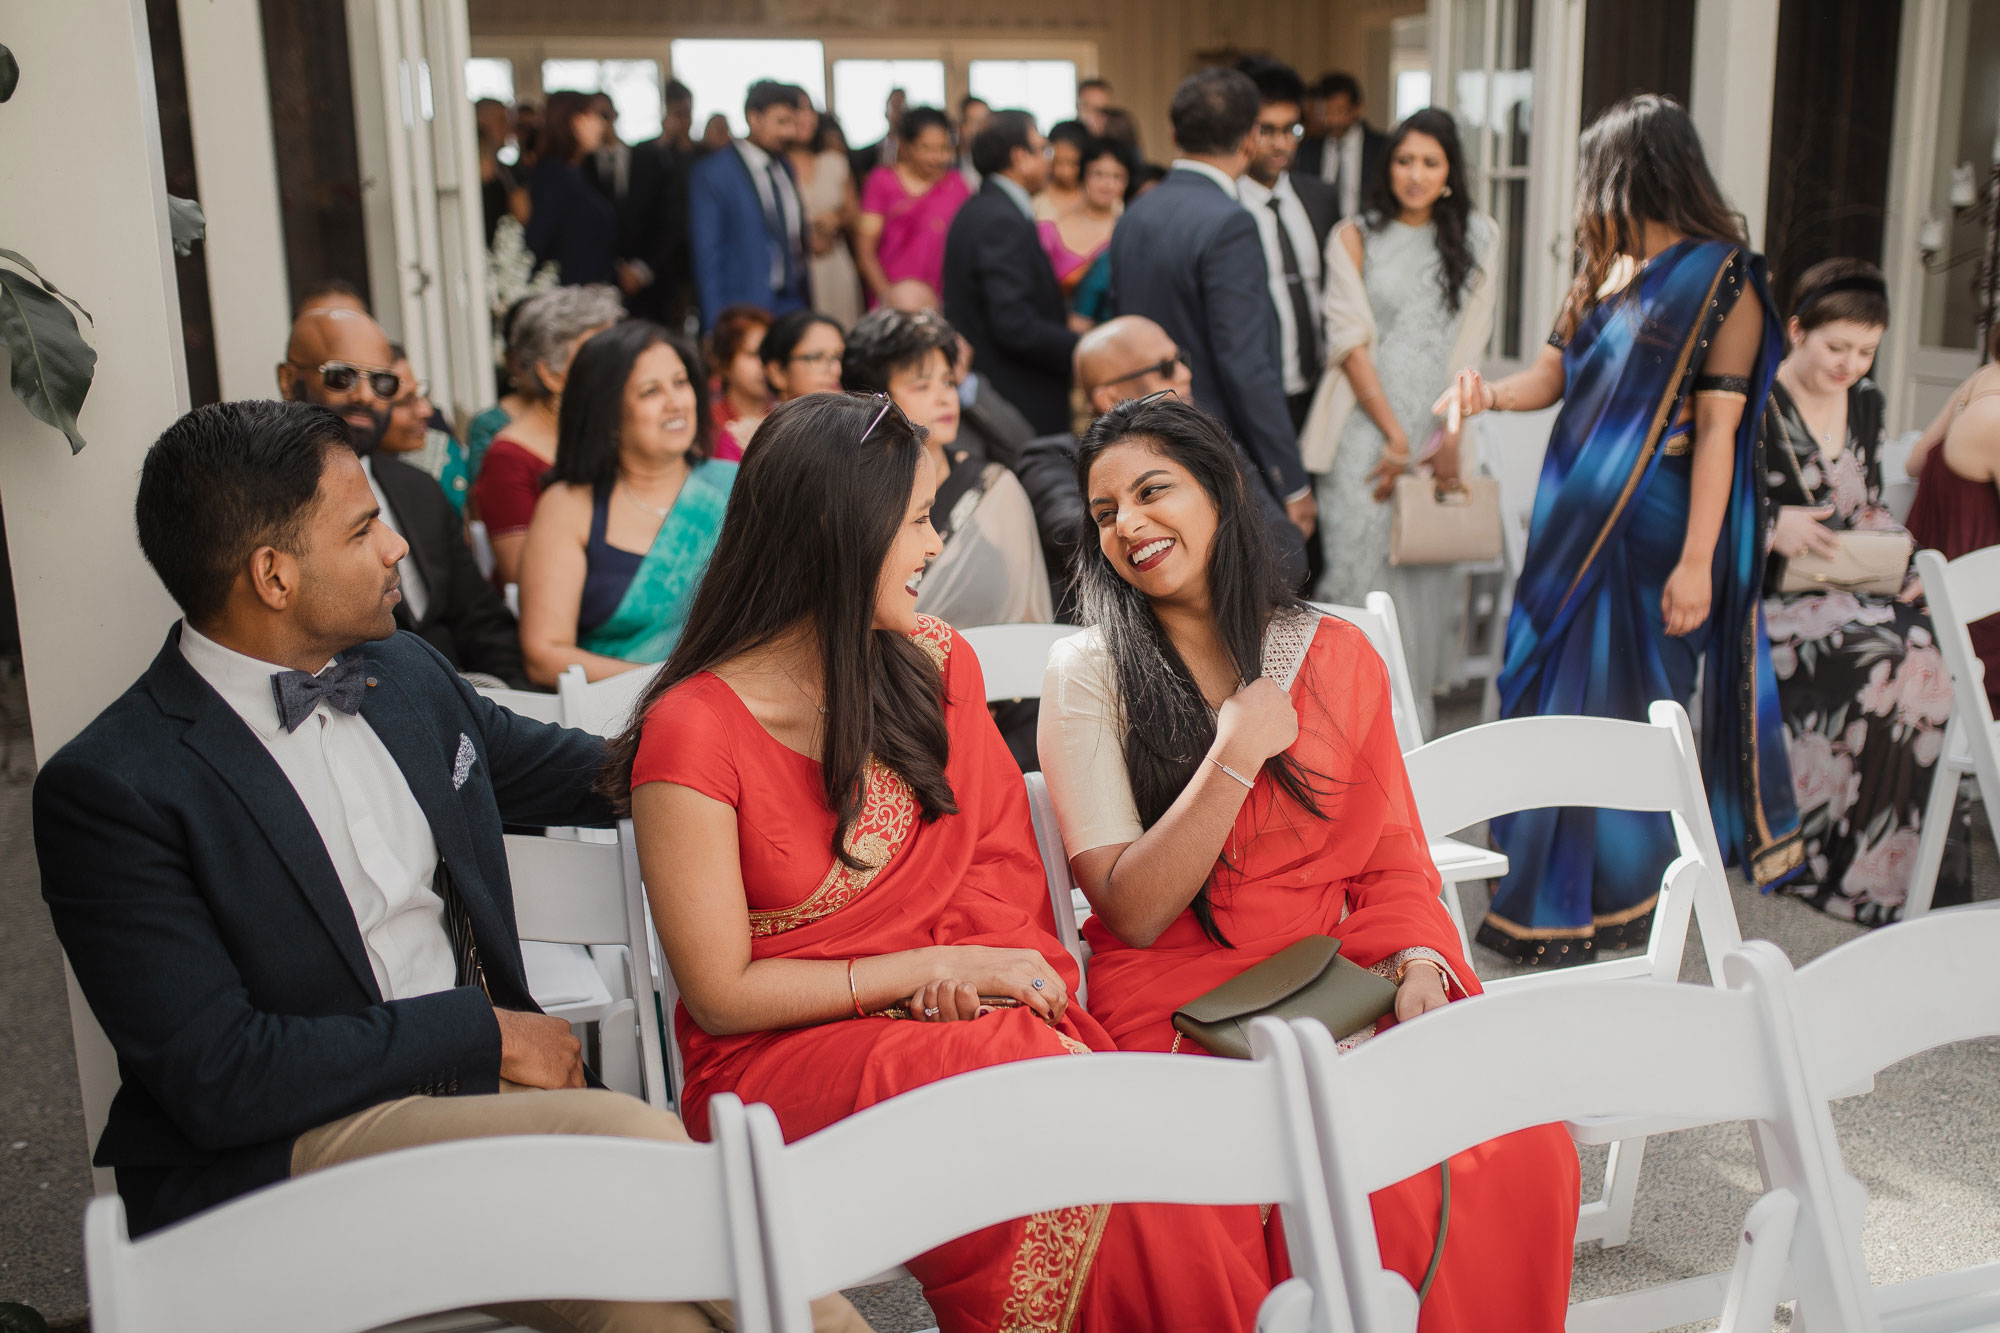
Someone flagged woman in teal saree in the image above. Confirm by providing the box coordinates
[1443,96,1801,965]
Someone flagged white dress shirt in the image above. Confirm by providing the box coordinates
[1237,173,1324,396]
[360,456,429,624]
[991,172,1038,223]
[1324,124,1366,217]
[179,625,456,1001]
[1170,157,1241,199]
[734,138,805,291]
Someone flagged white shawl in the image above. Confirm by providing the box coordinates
[1296,214,1499,474]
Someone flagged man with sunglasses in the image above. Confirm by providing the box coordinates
[277,308,525,688]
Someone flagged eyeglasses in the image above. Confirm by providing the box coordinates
[790,351,842,367]
[394,380,431,405]
[1254,123,1306,141]
[857,393,916,446]
[292,360,401,400]
[1100,349,1191,388]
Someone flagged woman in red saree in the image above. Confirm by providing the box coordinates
[1038,395,1580,1331]
[606,392,1274,1333]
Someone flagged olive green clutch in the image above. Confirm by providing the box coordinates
[1171,935,1398,1059]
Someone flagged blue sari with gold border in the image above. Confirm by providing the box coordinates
[1479,239,1802,966]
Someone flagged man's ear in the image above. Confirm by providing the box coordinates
[276,362,296,398]
[246,545,297,614]
[1088,386,1115,415]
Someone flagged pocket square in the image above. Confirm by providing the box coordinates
[452,733,477,790]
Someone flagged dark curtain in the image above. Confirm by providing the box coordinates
[144,0,222,409]
[260,0,371,313]
[1580,0,1695,128]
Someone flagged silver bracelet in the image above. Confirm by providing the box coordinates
[1207,755,1256,789]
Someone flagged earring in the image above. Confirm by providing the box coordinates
[1441,186,1453,197]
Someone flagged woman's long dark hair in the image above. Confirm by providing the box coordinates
[1359,107,1477,314]
[549,320,712,489]
[600,394,957,865]
[1072,396,1329,945]
[1562,94,1747,337]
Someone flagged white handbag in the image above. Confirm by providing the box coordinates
[1388,475,1504,566]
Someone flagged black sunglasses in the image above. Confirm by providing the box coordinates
[857,393,917,446]
[1100,349,1191,388]
[293,359,402,400]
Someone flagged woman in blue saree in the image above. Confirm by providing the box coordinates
[519,320,736,686]
[1441,95,1800,965]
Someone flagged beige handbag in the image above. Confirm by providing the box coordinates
[1778,529,1914,596]
[1389,475,1504,566]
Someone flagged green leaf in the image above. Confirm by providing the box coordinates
[0,250,92,325]
[0,43,18,103]
[0,1303,52,1333]
[167,196,207,257]
[0,265,97,453]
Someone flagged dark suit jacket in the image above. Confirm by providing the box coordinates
[1291,172,1340,257]
[941,179,1079,436]
[1013,432,1085,621]
[1107,167,1308,502]
[686,143,812,330]
[370,454,524,688]
[36,628,615,1235]
[1295,123,1389,206]
[626,139,695,327]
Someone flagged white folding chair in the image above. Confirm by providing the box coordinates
[85,1099,770,1333]
[1023,770,1090,1001]
[1877,431,1922,524]
[1313,595,1501,955]
[472,683,561,726]
[557,663,657,738]
[1781,907,2000,1330]
[1473,406,1559,722]
[1905,547,2000,918]
[1292,939,1878,1333]
[1401,699,1740,1248]
[506,818,669,1109]
[746,1021,1350,1333]
[958,622,1083,703]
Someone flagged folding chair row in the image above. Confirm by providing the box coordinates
[1905,546,2000,919]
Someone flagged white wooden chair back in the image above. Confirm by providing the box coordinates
[473,684,561,726]
[1474,405,1559,580]
[557,663,657,738]
[958,623,1083,702]
[747,1021,1350,1333]
[1312,596,1425,752]
[1905,546,2000,917]
[1023,771,1089,998]
[85,1100,769,1333]
[504,819,668,1108]
[1294,941,1877,1333]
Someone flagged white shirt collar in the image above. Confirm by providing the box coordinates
[1235,172,1297,208]
[1170,158,1240,199]
[991,173,1036,222]
[735,138,772,171]
[179,623,339,741]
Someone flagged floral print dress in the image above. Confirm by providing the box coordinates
[1761,379,1968,923]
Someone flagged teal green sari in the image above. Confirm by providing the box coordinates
[578,459,735,663]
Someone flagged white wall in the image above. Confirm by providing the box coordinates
[1689,0,1780,249]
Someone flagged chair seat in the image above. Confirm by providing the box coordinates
[1943,722,1997,773]
[523,941,615,1022]
[1429,837,1507,883]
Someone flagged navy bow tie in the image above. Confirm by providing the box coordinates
[271,658,368,732]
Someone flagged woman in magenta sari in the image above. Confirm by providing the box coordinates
[609,393,1273,1333]
[1039,395,1579,1332]
[854,107,970,308]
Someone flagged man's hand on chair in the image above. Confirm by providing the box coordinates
[496,1007,586,1089]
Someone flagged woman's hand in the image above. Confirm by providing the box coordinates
[1661,559,1713,637]
[1393,961,1449,1023]
[1428,436,1463,490]
[1214,677,1298,768]
[1371,430,1410,504]
[909,978,984,1022]
[1770,504,1841,560]
[1431,368,1495,420]
[931,946,1069,1024]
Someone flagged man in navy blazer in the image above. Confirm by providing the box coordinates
[941,111,1079,436]
[1108,67,1314,585]
[35,402,870,1332]
[686,80,814,331]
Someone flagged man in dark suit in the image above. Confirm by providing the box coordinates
[941,110,1079,437]
[1106,67,1311,586]
[686,80,814,331]
[628,80,699,331]
[277,308,524,687]
[1295,72,1388,221]
[36,401,868,1333]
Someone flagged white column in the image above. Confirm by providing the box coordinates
[0,0,189,1194]
[1688,0,1781,248]
[178,0,293,401]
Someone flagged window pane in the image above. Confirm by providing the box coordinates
[465,58,515,105]
[1919,0,2000,351]
[1389,15,1431,123]
[541,60,663,144]
[832,59,948,148]
[668,40,828,139]
[966,60,1078,134]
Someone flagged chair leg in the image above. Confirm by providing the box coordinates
[1438,876,1473,960]
[1716,1190,1800,1333]
[1595,1135,1646,1249]
[1905,726,1964,919]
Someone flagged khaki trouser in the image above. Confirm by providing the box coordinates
[292,1081,872,1333]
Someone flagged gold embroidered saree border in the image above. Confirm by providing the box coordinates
[998,1203,1112,1333]
[1478,892,1662,940]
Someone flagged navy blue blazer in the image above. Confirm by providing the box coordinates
[942,179,1078,436]
[35,627,614,1235]
[687,143,812,330]
[1108,168,1309,502]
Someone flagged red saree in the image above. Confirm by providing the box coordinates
[1043,611,1580,1332]
[632,616,1273,1333]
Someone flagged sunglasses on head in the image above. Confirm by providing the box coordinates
[1101,348,1191,388]
[857,393,917,446]
[293,360,402,400]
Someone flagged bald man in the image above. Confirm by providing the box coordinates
[1011,315,1308,609]
[278,309,525,686]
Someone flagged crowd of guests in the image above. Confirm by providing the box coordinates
[33,54,2000,1333]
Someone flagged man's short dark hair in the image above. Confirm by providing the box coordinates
[1313,72,1364,104]
[1169,68,1260,157]
[745,80,795,117]
[1078,77,1111,96]
[841,307,959,395]
[665,79,692,105]
[971,110,1035,178]
[1048,119,1090,151]
[958,94,988,117]
[135,401,352,626]
[1237,55,1307,111]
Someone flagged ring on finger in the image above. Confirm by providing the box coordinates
[1031,977,1046,991]
[923,1006,940,1019]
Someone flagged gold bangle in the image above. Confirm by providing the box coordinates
[1395,958,1447,990]
[847,957,868,1019]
